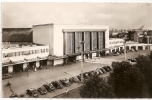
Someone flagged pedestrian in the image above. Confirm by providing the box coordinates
[65,89,69,95]
[27,70,29,77]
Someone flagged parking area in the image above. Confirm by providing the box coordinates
[2,50,150,98]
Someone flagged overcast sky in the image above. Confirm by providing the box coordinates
[1,2,152,29]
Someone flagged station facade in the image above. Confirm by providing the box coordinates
[33,24,109,66]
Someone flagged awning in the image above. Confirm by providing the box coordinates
[89,50,97,53]
[57,55,68,59]
[48,56,57,60]
[67,53,80,57]
[2,62,13,67]
[9,57,24,62]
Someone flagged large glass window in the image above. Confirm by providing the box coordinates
[75,32,82,53]
[15,52,20,56]
[98,32,104,49]
[46,49,48,52]
[92,32,97,50]
[41,49,45,53]
[66,32,74,54]
[85,32,91,51]
[23,51,30,55]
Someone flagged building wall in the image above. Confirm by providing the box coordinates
[53,25,109,56]
[2,45,49,64]
[33,24,53,55]
[33,24,109,56]
[108,38,124,47]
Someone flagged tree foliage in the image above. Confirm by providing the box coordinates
[79,74,115,98]
[108,62,144,98]
[136,55,152,96]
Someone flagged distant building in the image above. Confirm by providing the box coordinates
[2,28,49,74]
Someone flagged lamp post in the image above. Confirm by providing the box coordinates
[147,36,150,51]
[124,35,127,61]
[79,41,85,82]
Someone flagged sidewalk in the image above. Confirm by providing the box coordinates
[2,50,149,98]
[2,61,104,98]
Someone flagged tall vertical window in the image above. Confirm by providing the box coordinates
[66,32,74,54]
[46,49,48,52]
[85,32,91,51]
[92,32,97,50]
[15,52,20,56]
[75,32,82,53]
[98,32,104,49]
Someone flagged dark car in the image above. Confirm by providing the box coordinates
[92,70,99,75]
[83,72,89,79]
[37,86,47,95]
[10,93,18,98]
[69,77,74,84]
[69,76,80,83]
[2,74,12,80]
[102,66,110,72]
[100,68,106,73]
[52,81,63,89]
[96,68,104,75]
[77,75,81,81]
[88,71,94,77]
[60,78,71,87]
[43,83,55,92]
[26,88,38,98]
[106,66,112,71]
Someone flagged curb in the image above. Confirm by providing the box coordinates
[52,85,82,98]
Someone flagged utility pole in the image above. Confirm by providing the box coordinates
[147,36,150,51]
[80,41,85,82]
[124,35,127,61]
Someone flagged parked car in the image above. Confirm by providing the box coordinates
[96,68,104,75]
[102,66,110,72]
[60,78,71,87]
[69,77,74,84]
[77,75,81,81]
[52,81,63,89]
[69,76,80,83]
[100,68,106,73]
[83,72,90,79]
[106,66,112,71]
[114,52,119,56]
[37,86,47,95]
[10,93,18,98]
[2,74,12,80]
[26,88,38,98]
[43,83,55,92]
[127,58,137,65]
[88,71,94,77]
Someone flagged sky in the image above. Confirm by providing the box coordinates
[1,2,152,29]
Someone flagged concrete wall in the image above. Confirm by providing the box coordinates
[53,24,109,56]
[108,38,124,48]
[33,24,53,55]
[33,24,109,57]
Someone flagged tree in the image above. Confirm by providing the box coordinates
[148,51,152,62]
[135,55,152,97]
[79,74,115,98]
[108,62,144,98]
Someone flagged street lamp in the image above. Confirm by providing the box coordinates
[147,36,150,51]
[79,41,85,82]
[124,35,127,61]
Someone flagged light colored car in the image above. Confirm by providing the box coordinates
[2,74,12,80]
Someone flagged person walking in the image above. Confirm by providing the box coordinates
[65,89,69,95]
[27,70,29,77]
